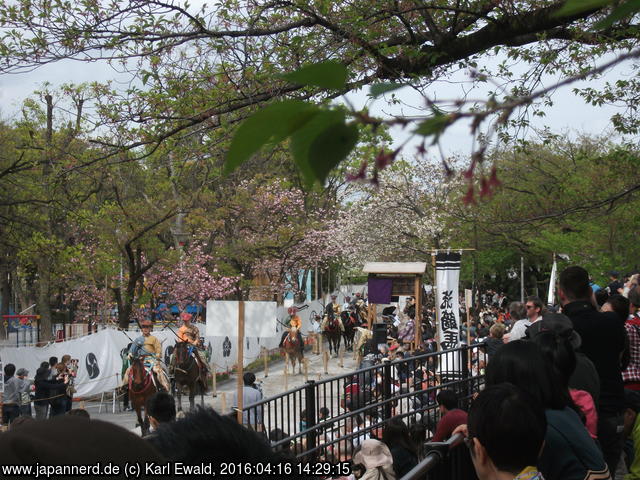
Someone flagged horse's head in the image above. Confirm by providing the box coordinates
[174,341,190,365]
[130,357,146,385]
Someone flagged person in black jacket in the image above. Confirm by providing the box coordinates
[33,362,51,420]
[42,363,69,418]
[559,265,626,474]
[35,361,67,420]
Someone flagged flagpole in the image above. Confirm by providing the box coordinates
[432,252,439,351]
[547,253,557,307]
[520,256,524,303]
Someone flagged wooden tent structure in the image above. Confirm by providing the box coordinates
[363,262,427,350]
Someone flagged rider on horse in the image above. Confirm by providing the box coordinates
[122,319,171,392]
[321,294,345,332]
[278,307,304,354]
[172,312,209,385]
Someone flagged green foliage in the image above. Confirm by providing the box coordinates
[369,83,403,98]
[555,0,611,17]
[225,98,361,186]
[282,61,348,90]
[225,100,318,174]
[414,113,453,144]
[595,0,640,29]
[556,0,640,30]
[448,137,640,294]
[307,122,359,181]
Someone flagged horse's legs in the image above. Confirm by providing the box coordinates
[176,384,182,412]
[135,405,148,436]
[135,405,144,429]
[142,411,150,436]
[189,386,195,411]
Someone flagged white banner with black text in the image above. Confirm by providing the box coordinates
[436,251,462,372]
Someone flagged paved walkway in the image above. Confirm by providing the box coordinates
[79,346,360,434]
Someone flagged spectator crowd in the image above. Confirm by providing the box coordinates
[1,265,640,480]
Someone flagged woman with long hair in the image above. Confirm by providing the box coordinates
[382,417,418,478]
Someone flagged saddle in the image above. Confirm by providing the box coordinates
[283,331,299,348]
[326,318,340,332]
[129,362,155,393]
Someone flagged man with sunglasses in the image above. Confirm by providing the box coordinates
[508,297,543,342]
[525,296,544,324]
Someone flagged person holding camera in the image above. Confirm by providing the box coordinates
[49,363,70,417]
[60,354,77,412]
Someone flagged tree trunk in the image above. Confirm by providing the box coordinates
[0,263,11,339]
[115,278,137,329]
[36,260,53,341]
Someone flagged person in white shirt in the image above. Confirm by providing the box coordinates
[507,297,543,342]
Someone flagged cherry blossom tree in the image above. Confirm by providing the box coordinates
[340,159,461,266]
[143,244,238,315]
[203,178,346,299]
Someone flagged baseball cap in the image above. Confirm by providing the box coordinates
[527,312,581,350]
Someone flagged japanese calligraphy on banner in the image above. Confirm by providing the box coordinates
[436,252,462,369]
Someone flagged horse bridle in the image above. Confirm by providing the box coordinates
[175,342,196,371]
[130,358,154,394]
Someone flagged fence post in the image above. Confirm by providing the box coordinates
[461,346,470,409]
[304,380,317,462]
[383,360,392,420]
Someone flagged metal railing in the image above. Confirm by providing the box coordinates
[400,433,478,480]
[242,344,485,466]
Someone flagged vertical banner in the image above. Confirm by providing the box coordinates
[547,254,557,306]
[436,252,462,362]
[464,289,473,312]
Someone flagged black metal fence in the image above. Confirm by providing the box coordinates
[400,433,478,480]
[243,344,485,471]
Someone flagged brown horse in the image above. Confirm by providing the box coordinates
[129,357,157,436]
[281,328,303,374]
[323,316,342,357]
[341,311,357,351]
[172,342,205,411]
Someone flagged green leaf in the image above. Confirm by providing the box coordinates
[290,110,344,185]
[283,61,348,90]
[594,0,640,29]
[224,100,318,174]
[369,82,403,98]
[554,0,611,17]
[414,113,451,143]
[308,123,359,184]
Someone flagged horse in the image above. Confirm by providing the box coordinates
[341,311,357,352]
[354,326,373,364]
[172,342,205,411]
[281,327,304,374]
[128,356,157,436]
[323,315,342,357]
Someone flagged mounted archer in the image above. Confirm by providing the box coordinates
[278,307,304,356]
[122,319,171,392]
[171,312,208,387]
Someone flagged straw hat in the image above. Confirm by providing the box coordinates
[353,439,393,469]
